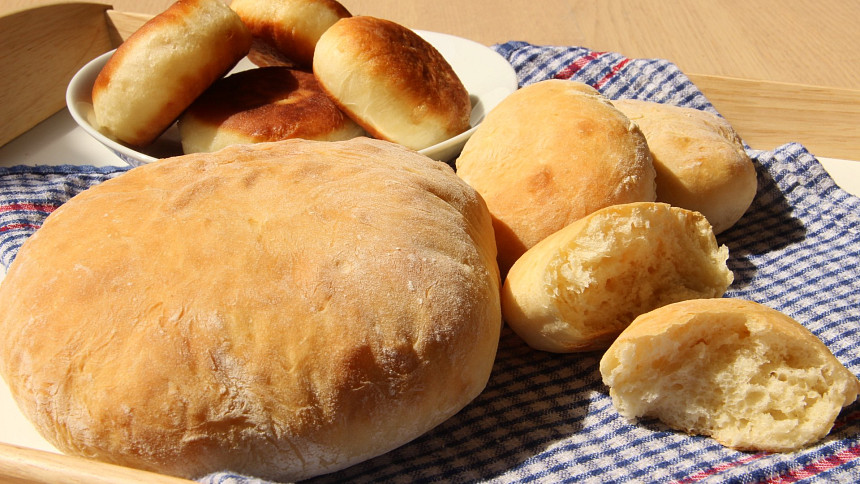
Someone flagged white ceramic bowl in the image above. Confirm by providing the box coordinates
[65,31,518,166]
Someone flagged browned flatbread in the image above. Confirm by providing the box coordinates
[179,66,365,153]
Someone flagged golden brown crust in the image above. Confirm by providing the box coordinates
[178,67,364,153]
[313,16,471,150]
[0,138,501,481]
[612,99,757,234]
[92,0,252,147]
[456,80,656,275]
[230,0,351,67]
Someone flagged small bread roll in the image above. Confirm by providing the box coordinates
[178,66,365,153]
[456,80,656,275]
[0,138,501,481]
[230,0,351,67]
[612,99,757,234]
[313,16,472,151]
[501,202,733,352]
[600,298,860,452]
[92,0,252,147]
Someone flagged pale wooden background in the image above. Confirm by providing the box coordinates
[2,0,858,158]
[70,0,860,90]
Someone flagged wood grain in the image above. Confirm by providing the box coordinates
[0,442,194,484]
[0,2,113,147]
[23,0,857,90]
[689,74,860,159]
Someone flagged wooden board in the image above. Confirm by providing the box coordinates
[0,2,114,147]
[0,442,194,484]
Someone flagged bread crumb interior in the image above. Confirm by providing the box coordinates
[549,208,725,338]
[610,314,843,450]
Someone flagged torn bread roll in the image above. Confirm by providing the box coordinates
[230,0,351,67]
[0,138,501,481]
[501,202,733,352]
[600,298,860,452]
[178,66,365,153]
[612,99,757,234]
[313,16,471,151]
[92,0,252,147]
[456,80,656,275]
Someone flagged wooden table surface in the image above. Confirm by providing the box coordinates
[2,0,858,159]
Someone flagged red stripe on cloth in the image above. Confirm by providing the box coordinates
[764,444,860,483]
[554,51,602,79]
[0,222,41,232]
[0,202,58,213]
[594,57,631,89]
[674,411,860,483]
[675,453,768,483]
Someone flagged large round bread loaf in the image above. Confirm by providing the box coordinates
[456,80,656,275]
[0,138,501,481]
[600,298,860,452]
[91,0,252,147]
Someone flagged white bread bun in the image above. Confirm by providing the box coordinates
[313,16,472,151]
[91,0,252,147]
[600,298,860,452]
[178,66,365,153]
[612,99,757,234]
[501,202,733,352]
[456,80,657,275]
[0,138,501,481]
[230,0,351,68]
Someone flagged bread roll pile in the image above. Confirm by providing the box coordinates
[89,0,471,154]
[452,77,854,452]
[0,138,501,481]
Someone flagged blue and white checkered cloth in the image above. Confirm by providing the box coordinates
[1,42,858,483]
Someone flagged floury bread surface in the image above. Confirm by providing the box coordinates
[91,0,252,146]
[501,202,732,352]
[600,298,860,452]
[612,99,757,234]
[0,138,502,481]
[456,80,656,275]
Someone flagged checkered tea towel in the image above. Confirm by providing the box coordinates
[2,42,859,483]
